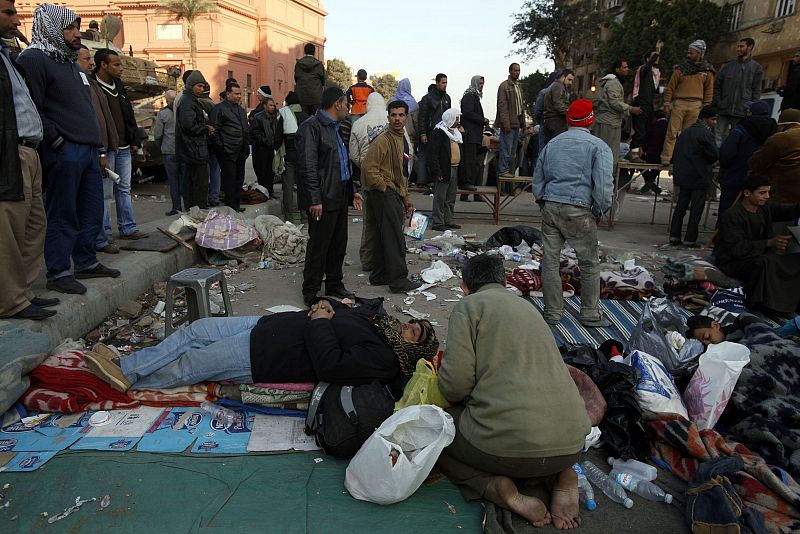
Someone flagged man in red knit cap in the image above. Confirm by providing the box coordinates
[533,99,614,327]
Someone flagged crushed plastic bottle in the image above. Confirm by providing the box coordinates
[572,463,597,511]
[607,457,657,481]
[611,471,673,503]
[582,461,634,509]
[99,495,111,510]
[199,401,236,428]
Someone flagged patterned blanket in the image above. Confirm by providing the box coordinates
[647,413,800,533]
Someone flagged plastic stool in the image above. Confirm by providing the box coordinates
[164,268,233,336]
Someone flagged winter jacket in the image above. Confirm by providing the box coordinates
[594,73,630,127]
[460,92,485,144]
[362,128,408,197]
[418,87,451,138]
[294,55,325,107]
[346,82,374,115]
[713,57,763,118]
[533,126,613,217]
[249,109,283,150]
[0,47,22,201]
[175,91,209,164]
[349,93,387,166]
[209,100,249,159]
[495,77,525,130]
[543,80,569,121]
[296,110,351,210]
[780,63,800,110]
[719,116,777,190]
[672,120,719,190]
[664,64,714,105]
[749,124,800,204]
[153,104,175,155]
[426,127,460,182]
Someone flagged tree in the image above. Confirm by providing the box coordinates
[157,0,219,69]
[372,73,399,101]
[325,58,353,90]
[599,0,728,77]
[511,0,602,69]
[520,71,550,119]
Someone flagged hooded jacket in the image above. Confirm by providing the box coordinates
[672,119,719,189]
[719,115,777,190]
[175,88,209,164]
[593,73,631,127]
[294,55,325,107]
[713,57,763,118]
[348,93,387,166]
[418,86,451,138]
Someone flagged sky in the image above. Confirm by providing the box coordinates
[322,0,552,119]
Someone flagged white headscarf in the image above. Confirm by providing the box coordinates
[434,108,462,143]
[279,105,298,135]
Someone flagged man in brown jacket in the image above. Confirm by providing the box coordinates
[361,100,420,293]
[660,40,715,164]
[495,63,525,177]
[749,108,800,204]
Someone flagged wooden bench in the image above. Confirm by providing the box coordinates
[408,185,501,223]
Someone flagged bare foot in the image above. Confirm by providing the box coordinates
[485,476,552,527]
[550,468,581,530]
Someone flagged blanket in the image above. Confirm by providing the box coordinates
[647,413,800,533]
[254,215,307,264]
[127,384,216,406]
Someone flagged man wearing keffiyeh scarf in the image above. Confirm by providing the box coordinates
[372,315,439,377]
[26,3,81,63]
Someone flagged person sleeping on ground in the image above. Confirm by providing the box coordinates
[83,298,439,395]
[687,313,800,345]
[436,254,590,531]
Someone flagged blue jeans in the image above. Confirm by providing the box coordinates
[108,147,139,236]
[41,141,102,279]
[121,316,259,389]
[164,154,184,211]
[498,127,520,174]
[95,173,114,249]
[208,151,221,204]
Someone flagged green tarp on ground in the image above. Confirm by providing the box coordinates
[0,450,482,533]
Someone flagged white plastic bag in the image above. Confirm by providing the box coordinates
[344,405,455,505]
[627,350,689,418]
[683,342,750,431]
[421,260,454,284]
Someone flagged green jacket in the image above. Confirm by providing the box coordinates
[438,284,590,458]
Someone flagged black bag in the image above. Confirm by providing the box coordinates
[304,380,395,459]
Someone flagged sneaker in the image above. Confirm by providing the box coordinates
[580,316,611,328]
[11,304,56,321]
[499,172,514,178]
[543,316,562,326]
[459,194,472,202]
[83,350,131,392]
[93,342,121,361]
[75,264,121,279]
[120,230,148,240]
[31,296,60,308]
[46,276,87,294]
[96,244,120,254]
[391,279,422,293]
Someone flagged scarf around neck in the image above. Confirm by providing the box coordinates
[25,4,80,63]
[463,75,483,99]
[677,60,715,76]
[373,315,439,377]
[435,107,462,143]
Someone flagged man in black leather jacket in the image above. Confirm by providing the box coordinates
[296,87,363,305]
[418,73,452,143]
[210,83,249,212]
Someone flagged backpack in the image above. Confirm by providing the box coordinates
[304,380,395,459]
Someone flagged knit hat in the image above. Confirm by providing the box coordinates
[778,108,800,124]
[567,99,594,127]
[285,90,299,105]
[689,39,707,58]
[185,70,207,89]
[257,85,272,98]
[746,100,770,117]
[699,105,717,119]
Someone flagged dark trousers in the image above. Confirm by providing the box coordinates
[183,162,209,209]
[252,145,275,196]
[303,201,348,296]
[164,154,184,211]
[281,159,301,221]
[460,142,479,187]
[40,141,102,280]
[220,151,247,210]
[670,186,707,243]
[367,188,408,289]
[359,185,376,271]
[631,104,653,150]
[436,405,581,501]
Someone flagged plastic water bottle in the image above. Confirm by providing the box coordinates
[607,457,657,481]
[582,461,634,509]
[352,218,363,223]
[572,464,597,511]
[612,471,673,503]
[199,401,236,427]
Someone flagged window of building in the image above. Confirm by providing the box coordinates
[776,0,796,17]
[227,70,234,81]
[729,2,743,30]
[156,24,182,40]
[246,74,252,88]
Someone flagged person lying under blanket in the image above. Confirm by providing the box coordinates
[686,313,800,345]
[83,298,439,395]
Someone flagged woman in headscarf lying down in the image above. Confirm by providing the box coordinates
[83,298,439,397]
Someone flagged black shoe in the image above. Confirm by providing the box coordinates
[461,184,478,192]
[209,200,221,207]
[638,183,653,194]
[303,293,318,307]
[447,223,462,229]
[31,296,60,308]
[369,278,388,286]
[236,207,246,213]
[325,286,355,300]
[165,209,180,216]
[46,276,87,294]
[431,224,448,231]
[75,264,121,279]
[391,279,422,293]
[459,195,472,202]
[12,304,57,320]
[668,239,681,246]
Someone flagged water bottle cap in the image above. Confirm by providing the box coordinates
[607,456,615,466]
[665,494,673,504]
[586,500,597,511]
[623,498,634,508]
